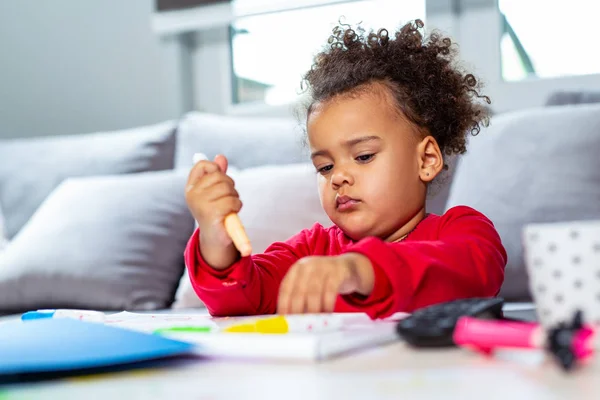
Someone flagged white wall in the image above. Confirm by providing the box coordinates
[0,0,189,139]
[192,28,232,115]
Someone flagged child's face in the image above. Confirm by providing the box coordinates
[307,86,440,241]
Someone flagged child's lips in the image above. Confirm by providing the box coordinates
[336,195,360,211]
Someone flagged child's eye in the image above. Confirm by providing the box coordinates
[317,165,333,175]
[356,154,374,163]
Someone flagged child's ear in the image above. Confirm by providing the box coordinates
[417,136,444,183]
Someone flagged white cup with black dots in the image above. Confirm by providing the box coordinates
[523,219,600,328]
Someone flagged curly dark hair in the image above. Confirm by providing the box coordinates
[301,19,491,159]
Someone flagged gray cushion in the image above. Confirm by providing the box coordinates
[445,103,600,300]
[545,91,600,106]
[0,203,7,251]
[0,121,176,239]
[0,169,194,312]
[175,112,306,169]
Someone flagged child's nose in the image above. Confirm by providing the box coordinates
[331,167,354,188]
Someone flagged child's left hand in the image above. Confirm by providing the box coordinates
[277,253,375,314]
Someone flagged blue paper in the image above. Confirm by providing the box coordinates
[0,318,194,375]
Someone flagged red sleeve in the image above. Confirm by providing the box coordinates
[343,206,507,319]
[183,225,324,317]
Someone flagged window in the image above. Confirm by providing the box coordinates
[230,0,426,105]
[500,0,600,81]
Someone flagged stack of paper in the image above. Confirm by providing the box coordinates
[102,312,405,361]
[104,311,219,333]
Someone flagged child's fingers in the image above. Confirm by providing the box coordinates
[203,182,239,203]
[194,195,242,224]
[211,196,243,217]
[187,160,220,187]
[304,262,331,313]
[278,258,347,314]
[198,170,235,189]
[214,154,228,173]
[187,171,235,200]
[287,261,318,314]
[336,262,357,295]
[322,272,340,313]
[277,267,298,314]
[305,274,327,314]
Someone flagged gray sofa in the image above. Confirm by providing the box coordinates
[0,91,599,314]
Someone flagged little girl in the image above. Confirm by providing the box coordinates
[184,19,507,319]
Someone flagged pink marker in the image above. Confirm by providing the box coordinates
[453,316,596,369]
[453,317,542,353]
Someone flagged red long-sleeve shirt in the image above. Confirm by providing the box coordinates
[184,205,507,319]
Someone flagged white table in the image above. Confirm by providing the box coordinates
[3,342,599,400]
[2,305,598,400]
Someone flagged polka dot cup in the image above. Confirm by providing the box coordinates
[523,220,600,328]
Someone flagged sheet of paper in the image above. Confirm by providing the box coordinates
[103,311,408,334]
[104,312,218,333]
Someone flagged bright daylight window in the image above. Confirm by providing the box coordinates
[500,0,600,82]
[230,0,426,105]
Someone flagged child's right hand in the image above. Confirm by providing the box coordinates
[185,154,242,269]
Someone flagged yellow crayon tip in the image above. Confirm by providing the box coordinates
[255,316,289,334]
[223,323,256,333]
[223,316,290,334]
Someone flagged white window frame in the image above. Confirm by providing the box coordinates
[152,0,366,36]
[155,0,600,118]
[445,0,600,114]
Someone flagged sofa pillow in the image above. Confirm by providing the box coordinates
[0,169,195,313]
[0,204,7,251]
[0,120,176,239]
[545,90,600,106]
[445,103,600,300]
[175,112,306,169]
[173,162,332,309]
